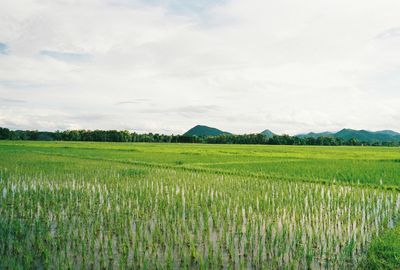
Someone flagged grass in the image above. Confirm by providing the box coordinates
[1,140,399,187]
[0,140,399,269]
[359,224,400,269]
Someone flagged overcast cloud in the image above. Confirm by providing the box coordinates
[1,0,400,135]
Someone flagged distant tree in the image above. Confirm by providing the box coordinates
[0,127,10,139]
[0,127,398,146]
[348,138,360,146]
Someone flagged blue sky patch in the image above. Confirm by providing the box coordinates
[158,0,226,15]
[0,43,8,54]
[40,50,91,62]
[111,0,227,16]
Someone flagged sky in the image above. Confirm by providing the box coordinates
[1,0,400,135]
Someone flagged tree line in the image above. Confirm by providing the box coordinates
[0,127,398,146]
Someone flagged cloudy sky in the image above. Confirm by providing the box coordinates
[1,0,400,135]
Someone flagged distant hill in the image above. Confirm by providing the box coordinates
[298,129,400,142]
[297,131,334,139]
[260,129,275,138]
[377,130,400,137]
[334,129,400,142]
[184,126,400,142]
[184,125,231,136]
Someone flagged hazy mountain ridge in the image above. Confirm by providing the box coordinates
[298,128,400,142]
[184,125,275,137]
[184,126,400,142]
[297,132,334,138]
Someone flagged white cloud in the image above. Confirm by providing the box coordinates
[1,0,400,134]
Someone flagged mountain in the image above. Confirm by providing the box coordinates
[297,131,334,138]
[334,129,400,142]
[376,130,400,137]
[260,129,275,138]
[298,129,400,142]
[184,125,231,136]
[184,126,400,142]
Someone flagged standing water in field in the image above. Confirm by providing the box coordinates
[0,167,398,269]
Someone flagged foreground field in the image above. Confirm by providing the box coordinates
[0,141,399,269]
[1,141,400,187]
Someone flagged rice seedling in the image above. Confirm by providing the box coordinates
[0,141,398,269]
[0,167,398,269]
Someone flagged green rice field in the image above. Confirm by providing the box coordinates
[0,141,399,269]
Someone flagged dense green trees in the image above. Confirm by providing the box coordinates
[0,127,398,146]
[0,127,10,139]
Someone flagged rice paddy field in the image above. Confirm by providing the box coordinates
[0,141,399,269]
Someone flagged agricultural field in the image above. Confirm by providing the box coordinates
[0,141,399,269]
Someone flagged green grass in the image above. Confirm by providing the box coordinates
[359,224,400,269]
[0,140,399,187]
[0,141,399,269]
